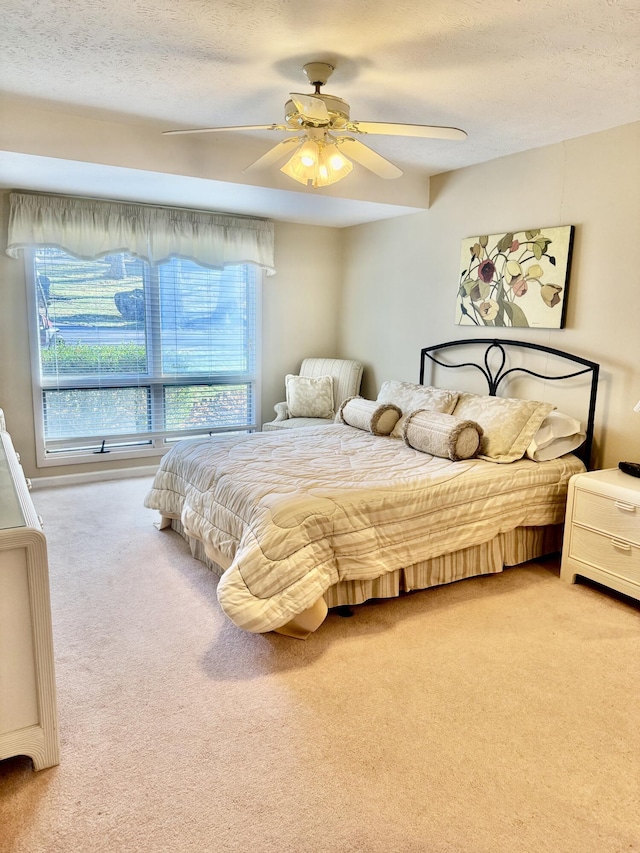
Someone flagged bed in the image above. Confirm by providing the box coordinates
[144,339,600,638]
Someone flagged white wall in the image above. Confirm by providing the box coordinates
[0,190,342,478]
[340,122,640,469]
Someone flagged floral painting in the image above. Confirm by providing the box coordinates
[455,225,574,328]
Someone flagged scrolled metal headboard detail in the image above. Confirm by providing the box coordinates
[419,338,600,468]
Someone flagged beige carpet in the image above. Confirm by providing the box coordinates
[1,477,639,853]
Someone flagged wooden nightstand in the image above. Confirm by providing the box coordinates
[560,467,640,602]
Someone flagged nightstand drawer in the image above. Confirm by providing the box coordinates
[573,489,640,546]
[569,525,640,583]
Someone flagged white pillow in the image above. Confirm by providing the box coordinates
[376,380,459,439]
[526,411,585,461]
[285,374,334,419]
[452,393,554,463]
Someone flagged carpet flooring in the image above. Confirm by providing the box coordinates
[1,477,639,853]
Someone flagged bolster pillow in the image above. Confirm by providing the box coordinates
[403,409,484,461]
[338,396,402,436]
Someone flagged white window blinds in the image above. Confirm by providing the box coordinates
[30,248,258,461]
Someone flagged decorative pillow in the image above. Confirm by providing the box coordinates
[285,374,334,419]
[452,393,554,463]
[526,411,585,461]
[376,380,460,439]
[338,396,402,436]
[403,410,483,461]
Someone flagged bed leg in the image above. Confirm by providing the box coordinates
[155,515,172,530]
[333,605,354,618]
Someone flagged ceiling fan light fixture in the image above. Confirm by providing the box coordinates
[298,139,319,167]
[327,149,349,171]
[280,137,352,188]
[316,142,352,186]
[280,142,317,185]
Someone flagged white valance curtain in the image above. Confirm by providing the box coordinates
[6,192,276,275]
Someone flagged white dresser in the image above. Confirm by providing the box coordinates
[0,424,59,770]
[560,467,640,602]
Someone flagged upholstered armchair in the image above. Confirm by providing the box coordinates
[262,358,364,431]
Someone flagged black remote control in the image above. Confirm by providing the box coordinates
[618,461,640,478]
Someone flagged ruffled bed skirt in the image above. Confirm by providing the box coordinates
[167,517,562,609]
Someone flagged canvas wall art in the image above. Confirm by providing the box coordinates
[455,225,574,328]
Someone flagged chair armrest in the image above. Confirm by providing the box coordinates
[273,401,290,421]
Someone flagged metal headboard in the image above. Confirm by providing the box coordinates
[419,338,600,468]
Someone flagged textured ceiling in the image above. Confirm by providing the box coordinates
[1,0,640,214]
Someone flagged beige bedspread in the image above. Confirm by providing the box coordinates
[145,424,583,633]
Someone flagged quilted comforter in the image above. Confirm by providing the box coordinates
[144,424,583,633]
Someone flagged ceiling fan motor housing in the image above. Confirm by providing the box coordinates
[284,93,350,128]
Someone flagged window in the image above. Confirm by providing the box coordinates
[28,248,260,464]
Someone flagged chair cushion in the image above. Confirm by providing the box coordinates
[285,374,334,418]
[300,358,363,411]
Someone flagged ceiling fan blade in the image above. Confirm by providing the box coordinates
[289,94,330,123]
[349,121,467,141]
[243,137,303,173]
[163,124,289,136]
[337,138,403,179]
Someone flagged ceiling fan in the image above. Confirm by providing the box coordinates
[163,62,467,188]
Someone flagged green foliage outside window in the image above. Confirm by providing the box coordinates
[41,343,147,375]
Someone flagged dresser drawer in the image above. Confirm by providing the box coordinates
[569,525,640,584]
[0,431,59,770]
[573,489,640,546]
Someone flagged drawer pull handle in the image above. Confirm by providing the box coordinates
[614,501,636,513]
[611,538,631,552]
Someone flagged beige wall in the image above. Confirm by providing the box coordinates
[340,122,640,469]
[3,119,639,476]
[262,221,343,418]
[0,190,342,478]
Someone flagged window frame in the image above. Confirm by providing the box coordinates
[25,250,262,468]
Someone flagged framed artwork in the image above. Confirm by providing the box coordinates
[455,225,574,328]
